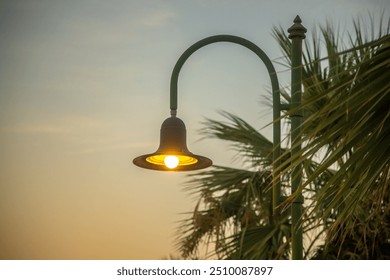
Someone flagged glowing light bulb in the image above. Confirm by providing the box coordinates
[164,155,179,169]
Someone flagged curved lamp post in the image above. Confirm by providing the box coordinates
[133,16,306,259]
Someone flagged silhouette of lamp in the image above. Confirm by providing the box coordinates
[133,16,306,259]
[132,34,281,172]
[132,115,212,171]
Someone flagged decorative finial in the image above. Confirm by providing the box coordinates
[288,15,307,39]
[294,15,302,24]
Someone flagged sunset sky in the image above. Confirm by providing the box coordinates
[0,0,388,259]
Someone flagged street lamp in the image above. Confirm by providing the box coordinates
[133,16,306,259]
[132,115,212,171]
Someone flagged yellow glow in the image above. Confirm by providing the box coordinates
[146,154,198,168]
[164,155,179,169]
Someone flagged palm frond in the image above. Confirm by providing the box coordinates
[274,14,390,258]
[200,111,274,167]
[177,166,274,258]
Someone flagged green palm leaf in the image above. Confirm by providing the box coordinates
[274,15,390,258]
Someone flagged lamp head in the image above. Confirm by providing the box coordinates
[133,116,212,171]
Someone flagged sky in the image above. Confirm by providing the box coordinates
[0,0,388,260]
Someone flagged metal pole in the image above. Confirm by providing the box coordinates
[169,35,282,217]
[288,16,307,260]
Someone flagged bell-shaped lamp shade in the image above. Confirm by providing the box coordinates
[133,116,212,171]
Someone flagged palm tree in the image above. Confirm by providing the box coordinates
[176,113,293,259]
[274,16,390,259]
[176,15,390,259]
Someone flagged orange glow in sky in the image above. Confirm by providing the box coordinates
[0,0,387,259]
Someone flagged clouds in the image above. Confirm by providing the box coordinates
[1,115,110,135]
[137,9,176,28]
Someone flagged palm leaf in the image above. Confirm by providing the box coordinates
[273,14,390,257]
